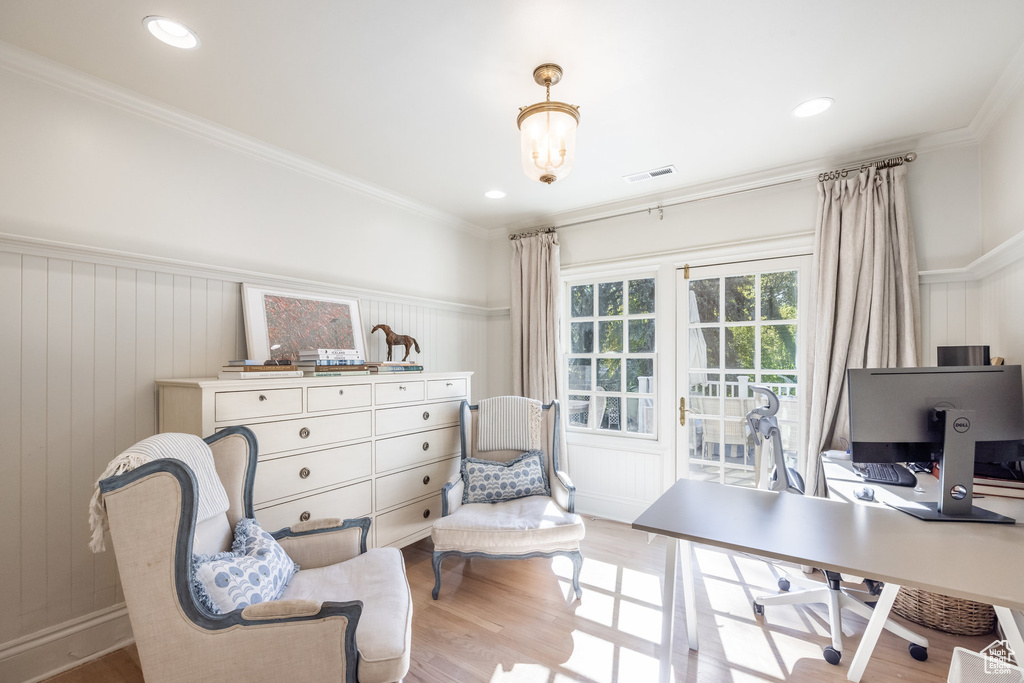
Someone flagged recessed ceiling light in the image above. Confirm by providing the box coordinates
[143,16,200,49]
[793,97,834,118]
[484,190,507,199]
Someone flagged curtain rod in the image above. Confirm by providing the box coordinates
[817,152,916,182]
[507,150,917,241]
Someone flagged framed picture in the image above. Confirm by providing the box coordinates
[241,284,365,361]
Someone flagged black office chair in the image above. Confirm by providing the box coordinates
[747,385,928,666]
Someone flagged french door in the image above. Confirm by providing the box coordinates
[675,257,810,487]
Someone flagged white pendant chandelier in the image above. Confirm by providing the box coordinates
[517,64,580,185]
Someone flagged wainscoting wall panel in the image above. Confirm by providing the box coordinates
[0,244,492,679]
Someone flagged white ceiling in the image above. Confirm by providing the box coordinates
[2,1,1023,232]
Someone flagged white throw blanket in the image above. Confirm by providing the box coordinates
[476,396,543,452]
[88,433,230,552]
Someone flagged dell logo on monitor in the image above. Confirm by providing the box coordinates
[954,417,971,433]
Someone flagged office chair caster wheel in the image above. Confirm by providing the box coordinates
[752,600,764,617]
[823,646,842,665]
[909,643,928,661]
[778,577,791,592]
[865,579,883,596]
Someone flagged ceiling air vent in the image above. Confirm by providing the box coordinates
[623,165,678,184]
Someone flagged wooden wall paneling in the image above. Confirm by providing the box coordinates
[91,265,118,610]
[188,278,207,377]
[20,255,49,634]
[945,281,967,346]
[70,262,96,619]
[964,280,985,345]
[115,265,135,605]
[204,279,224,376]
[919,284,932,366]
[134,271,156,442]
[171,275,190,377]
[927,283,948,366]
[153,273,174,387]
[220,281,242,367]
[46,258,73,627]
[0,252,23,642]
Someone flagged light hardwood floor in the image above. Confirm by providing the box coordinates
[45,517,997,682]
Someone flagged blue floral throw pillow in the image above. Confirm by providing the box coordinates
[192,518,298,614]
[463,449,551,504]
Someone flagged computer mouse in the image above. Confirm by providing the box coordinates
[854,486,875,502]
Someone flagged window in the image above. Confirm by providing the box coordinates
[566,276,656,436]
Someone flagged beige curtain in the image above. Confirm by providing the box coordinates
[803,165,921,492]
[509,232,568,462]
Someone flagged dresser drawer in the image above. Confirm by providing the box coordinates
[376,426,460,473]
[253,442,372,505]
[255,480,371,532]
[307,384,372,412]
[375,400,461,436]
[246,411,372,457]
[375,456,459,511]
[375,496,444,547]
[427,378,468,400]
[215,388,303,422]
[375,380,425,405]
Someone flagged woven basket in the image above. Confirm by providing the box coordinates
[893,586,996,636]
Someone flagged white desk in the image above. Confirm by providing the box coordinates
[633,470,1024,683]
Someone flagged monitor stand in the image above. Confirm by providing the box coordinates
[888,408,1016,524]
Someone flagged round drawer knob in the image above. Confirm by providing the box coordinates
[422,411,430,420]
[299,427,310,439]
[422,509,431,519]
[299,511,311,522]
[338,389,344,396]
[258,394,267,402]
[422,441,430,451]
[446,382,453,387]
[399,385,407,391]
[423,475,430,485]
[299,467,311,479]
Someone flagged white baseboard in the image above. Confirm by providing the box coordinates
[575,493,652,524]
[0,605,133,683]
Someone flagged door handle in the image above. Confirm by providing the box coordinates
[679,397,694,426]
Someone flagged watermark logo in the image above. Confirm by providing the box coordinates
[981,639,1017,675]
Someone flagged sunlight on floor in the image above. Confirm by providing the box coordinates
[562,631,616,682]
[489,662,552,682]
[573,586,616,627]
[621,566,661,604]
[618,599,662,642]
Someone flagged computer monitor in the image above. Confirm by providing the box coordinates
[847,365,1024,523]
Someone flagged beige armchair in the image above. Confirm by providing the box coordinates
[99,426,411,683]
[430,398,585,600]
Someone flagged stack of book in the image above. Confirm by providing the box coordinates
[366,362,424,373]
[218,360,304,380]
[298,348,369,377]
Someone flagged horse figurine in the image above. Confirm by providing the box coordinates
[371,324,421,362]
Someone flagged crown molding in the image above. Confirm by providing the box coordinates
[503,127,980,236]
[918,229,1024,284]
[0,41,489,239]
[970,39,1024,141]
[0,230,504,315]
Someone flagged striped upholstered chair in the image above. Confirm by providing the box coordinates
[430,397,585,600]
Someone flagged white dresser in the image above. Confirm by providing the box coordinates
[156,372,471,548]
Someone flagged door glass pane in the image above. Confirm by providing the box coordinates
[597,395,621,431]
[689,278,719,323]
[725,373,755,398]
[596,358,621,391]
[570,322,593,353]
[761,271,798,321]
[761,324,797,370]
[568,359,591,391]
[628,318,655,353]
[571,285,593,318]
[725,327,754,369]
[598,282,623,316]
[690,372,720,416]
[627,358,654,393]
[568,394,591,428]
[599,320,623,352]
[724,275,755,322]
[699,328,720,369]
[629,278,656,314]
[626,397,655,434]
